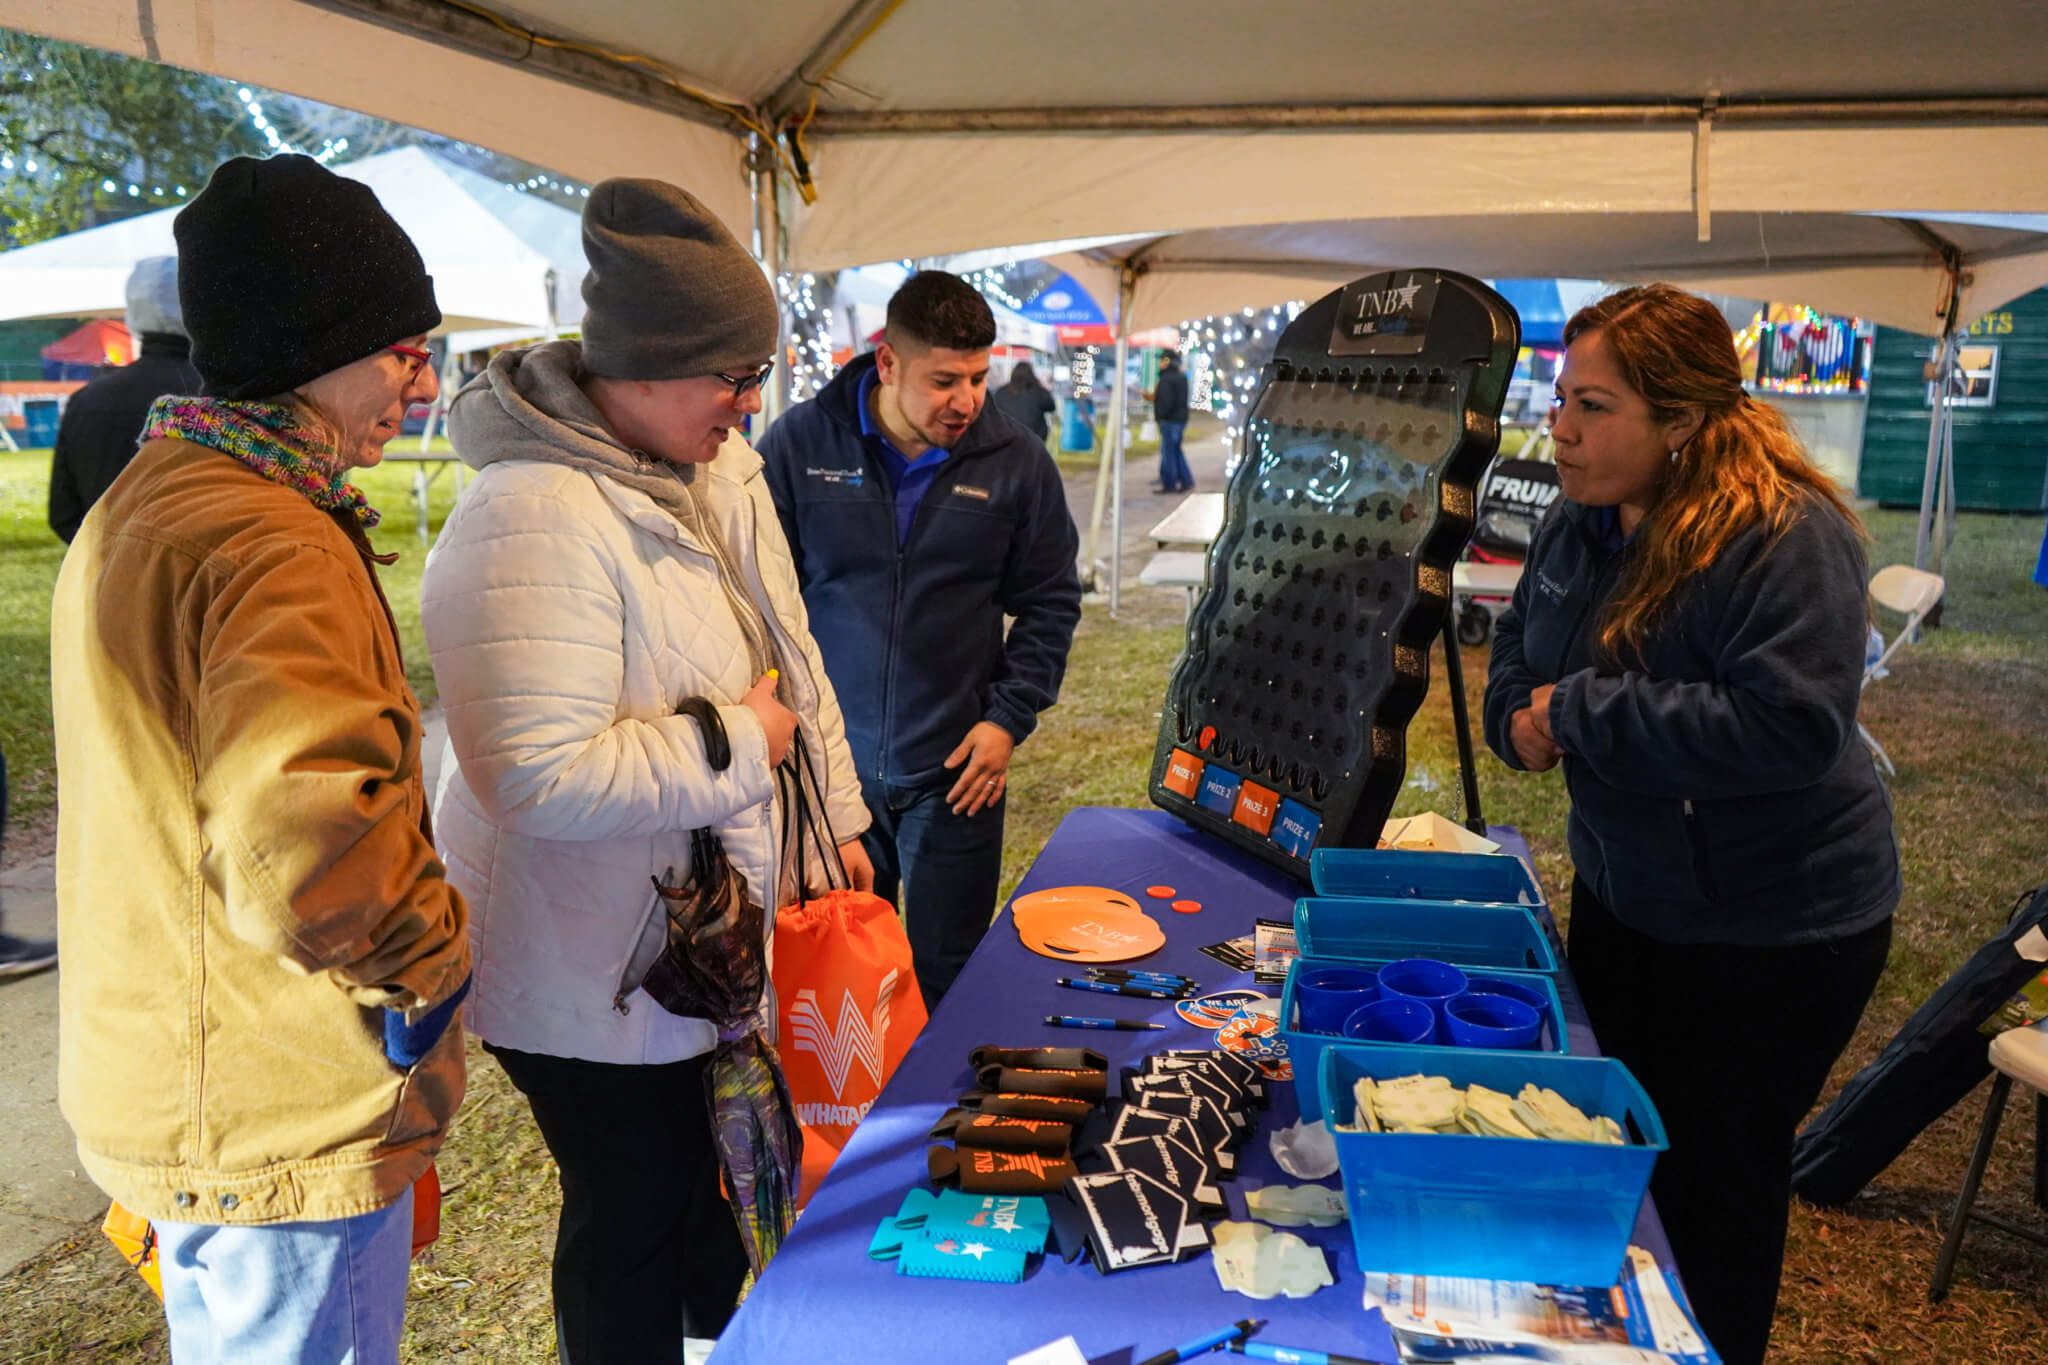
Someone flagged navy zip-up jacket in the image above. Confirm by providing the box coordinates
[1483,492,1900,947]
[758,353,1083,787]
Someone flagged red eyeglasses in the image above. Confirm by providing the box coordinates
[387,343,433,379]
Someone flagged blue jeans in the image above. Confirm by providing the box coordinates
[861,777,1006,1010]
[156,1186,414,1364]
[1157,420,1191,490]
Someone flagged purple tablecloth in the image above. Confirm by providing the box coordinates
[716,807,1692,1365]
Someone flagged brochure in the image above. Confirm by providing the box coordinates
[1363,1245,1718,1364]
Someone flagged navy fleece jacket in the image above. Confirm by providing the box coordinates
[1483,493,1900,946]
[758,353,1083,786]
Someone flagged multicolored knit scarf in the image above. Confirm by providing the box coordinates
[143,395,381,529]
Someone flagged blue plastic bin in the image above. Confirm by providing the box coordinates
[1318,1042,1665,1285]
[1311,847,1543,907]
[1293,898,1558,972]
[22,400,60,448]
[1280,956,1569,1120]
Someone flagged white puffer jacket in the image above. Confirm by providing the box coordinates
[422,343,867,1066]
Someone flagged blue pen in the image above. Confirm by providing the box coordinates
[1138,1319,1265,1365]
[1058,977,1180,1000]
[1228,1340,1371,1365]
[1087,968,1197,985]
[1045,1014,1166,1031]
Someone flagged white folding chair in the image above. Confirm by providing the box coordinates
[1930,1022,2048,1300]
[1859,565,1945,777]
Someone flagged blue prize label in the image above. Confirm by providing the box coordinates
[1270,799,1324,859]
[1196,767,1243,816]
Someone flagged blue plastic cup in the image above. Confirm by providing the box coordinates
[1294,966,1380,1036]
[1342,997,1435,1045]
[1378,958,1470,1042]
[1465,975,1549,1014]
[1444,991,1543,1050]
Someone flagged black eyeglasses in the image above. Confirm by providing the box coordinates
[712,361,775,399]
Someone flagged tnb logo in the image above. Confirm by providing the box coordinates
[786,970,897,1099]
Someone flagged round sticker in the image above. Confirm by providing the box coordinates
[1174,989,1268,1030]
[1171,899,1202,914]
[1145,885,1177,899]
[1217,1004,1292,1081]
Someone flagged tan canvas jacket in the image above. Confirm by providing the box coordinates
[50,437,470,1226]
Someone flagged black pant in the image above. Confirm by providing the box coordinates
[1567,878,1890,1365]
[488,1044,749,1364]
[860,776,1006,1011]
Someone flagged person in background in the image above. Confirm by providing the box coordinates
[0,745,57,978]
[1483,284,1897,1365]
[49,154,470,1362]
[47,256,201,542]
[759,271,1083,1010]
[992,358,1057,445]
[1149,350,1192,493]
[422,178,870,1365]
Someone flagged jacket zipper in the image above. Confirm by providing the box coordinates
[1681,798,1718,900]
[612,878,670,1015]
[870,441,985,782]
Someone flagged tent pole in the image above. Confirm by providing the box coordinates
[1914,329,1956,573]
[1079,344,1112,593]
[1107,268,1136,617]
[751,134,788,431]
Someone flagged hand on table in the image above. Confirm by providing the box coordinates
[944,721,1016,816]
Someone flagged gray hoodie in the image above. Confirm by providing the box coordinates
[449,340,778,683]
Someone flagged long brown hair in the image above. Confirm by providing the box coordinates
[1562,284,1862,659]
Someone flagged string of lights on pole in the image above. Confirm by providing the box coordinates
[1178,300,1306,449]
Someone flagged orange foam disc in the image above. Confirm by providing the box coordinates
[1171,899,1203,914]
[1013,885,1144,916]
[1145,885,1177,899]
[1012,899,1167,963]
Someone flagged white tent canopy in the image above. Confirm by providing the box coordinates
[1019,211,2048,340]
[0,146,586,336]
[6,1,2048,330]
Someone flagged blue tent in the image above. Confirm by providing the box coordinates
[1018,272,1111,335]
[1488,279,1570,348]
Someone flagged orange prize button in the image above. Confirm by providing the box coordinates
[1232,781,1280,835]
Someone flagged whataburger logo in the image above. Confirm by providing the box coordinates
[787,970,896,1102]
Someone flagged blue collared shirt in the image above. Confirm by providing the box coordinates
[859,367,953,545]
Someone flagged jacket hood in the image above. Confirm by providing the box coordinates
[447,339,640,476]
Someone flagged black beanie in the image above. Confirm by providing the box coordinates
[175,155,441,400]
[580,178,780,381]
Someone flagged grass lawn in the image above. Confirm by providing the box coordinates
[1,435,2045,1360]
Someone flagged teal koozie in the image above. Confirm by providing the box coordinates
[1343,997,1434,1044]
[867,1188,941,1259]
[897,1231,1029,1283]
[1294,965,1380,1036]
[1444,992,1542,1050]
[925,1189,1051,1253]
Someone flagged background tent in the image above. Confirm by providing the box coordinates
[39,318,132,377]
[9,0,2048,327]
[0,146,587,338]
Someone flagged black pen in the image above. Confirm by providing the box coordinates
[1057,977,1181,1000]
[1086,968,1198,986]
[1046,1014,1167,1031]
[1138,1318,1264,1365]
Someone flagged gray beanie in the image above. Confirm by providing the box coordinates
[580,178,779,381]
[124,255,185,339]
